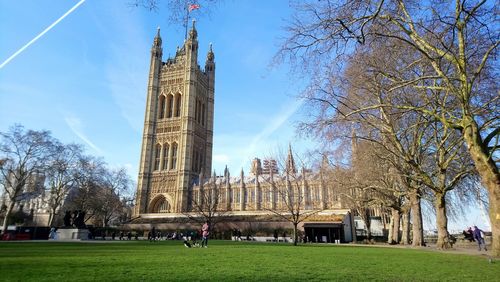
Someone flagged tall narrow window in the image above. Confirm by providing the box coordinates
[166,94,173,118]
[171,143,178,170]
[201,103,205,126]
[195,151,199,172]
[162,143,169,170]
[154,144,161,170]
[199,152,204,173]
[175,94,182,117]
[195,100,199,122]
[197,100,202,123]
[193,150,198,172]
[159,95,166,119]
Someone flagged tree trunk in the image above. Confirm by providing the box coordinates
[392,209,400,244]
[387,210,394,244]
[1,201,16,235]
[462,118,500,257]
[435,192,451,249]
[361,212,372,241]
[293,222,298,246]
[401,208,411,245]
[48,209,55,227]
[489,186,500,257]
[410,191,425,247]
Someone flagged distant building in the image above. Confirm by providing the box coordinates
[131,24,357,243]
[0,171,52,226]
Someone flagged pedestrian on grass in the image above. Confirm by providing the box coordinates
[201,221,210,248]
[150,227,156,242]
[473,226,487,251]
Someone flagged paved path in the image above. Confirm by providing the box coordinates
[347,241,494,259]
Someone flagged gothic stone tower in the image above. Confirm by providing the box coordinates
[134,22,215,216]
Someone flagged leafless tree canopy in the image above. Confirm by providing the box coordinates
[130,0,221,28]
[278,0,499,255]
[0,125,134,231]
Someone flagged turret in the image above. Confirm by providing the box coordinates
[205,43,215,73]
[239,169,246,211]
[186,20,198,64]
[152,27,163,58]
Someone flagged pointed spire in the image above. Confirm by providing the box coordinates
[286,143,297,175]
[189,19,197,39]
[206,43,215,62]
[153,26,162,47]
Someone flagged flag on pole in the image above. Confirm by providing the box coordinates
[188,4,200,12]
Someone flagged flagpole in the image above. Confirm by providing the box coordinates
[185,4,189,40]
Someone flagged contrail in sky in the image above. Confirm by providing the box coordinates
[0,0,86,69]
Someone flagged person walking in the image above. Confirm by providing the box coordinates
[473,226,487,251]
[201,221,210,248]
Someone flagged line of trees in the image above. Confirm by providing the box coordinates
[277,0,498,256]
[0,125,134,234]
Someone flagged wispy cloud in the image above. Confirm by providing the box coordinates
[0,0,86,69]
[104,5,149,133]
[64,116,103,154]
[238,98,304,169]
[213,154,230,163]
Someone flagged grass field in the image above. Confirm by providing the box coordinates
[0,240,498,281]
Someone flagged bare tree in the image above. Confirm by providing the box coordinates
[45,143,83,227]
[187,171,229,233]
[0,125,54,234]
[95,168,133,227]
[130,0,221,35]
[279,0,499,256]
[255,147,329,246]
[64,155,108,225]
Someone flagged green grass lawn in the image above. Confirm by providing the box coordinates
[0,240,498,281]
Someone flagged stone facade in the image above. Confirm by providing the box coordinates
[132,25,357,243]
[134,24,353,218]
[0,172,52,226]
[134,22,215,216]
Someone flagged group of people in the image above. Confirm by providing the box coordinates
[462,226,487,251]
[183,222,210,248]
[112,231,137,241]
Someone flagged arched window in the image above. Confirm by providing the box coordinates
[162,143,169,170]
[170,143,178,170]
[174,94,182,117]
[154,144,161,170]
[158,200,171,213]
[166,94,174,118]
[158,95,166,119]
[151,196,171,213]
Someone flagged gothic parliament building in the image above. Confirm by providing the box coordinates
[132,23,361,242]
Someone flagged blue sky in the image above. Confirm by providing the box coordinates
[0,0,490,231]
[0,0,311,178]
